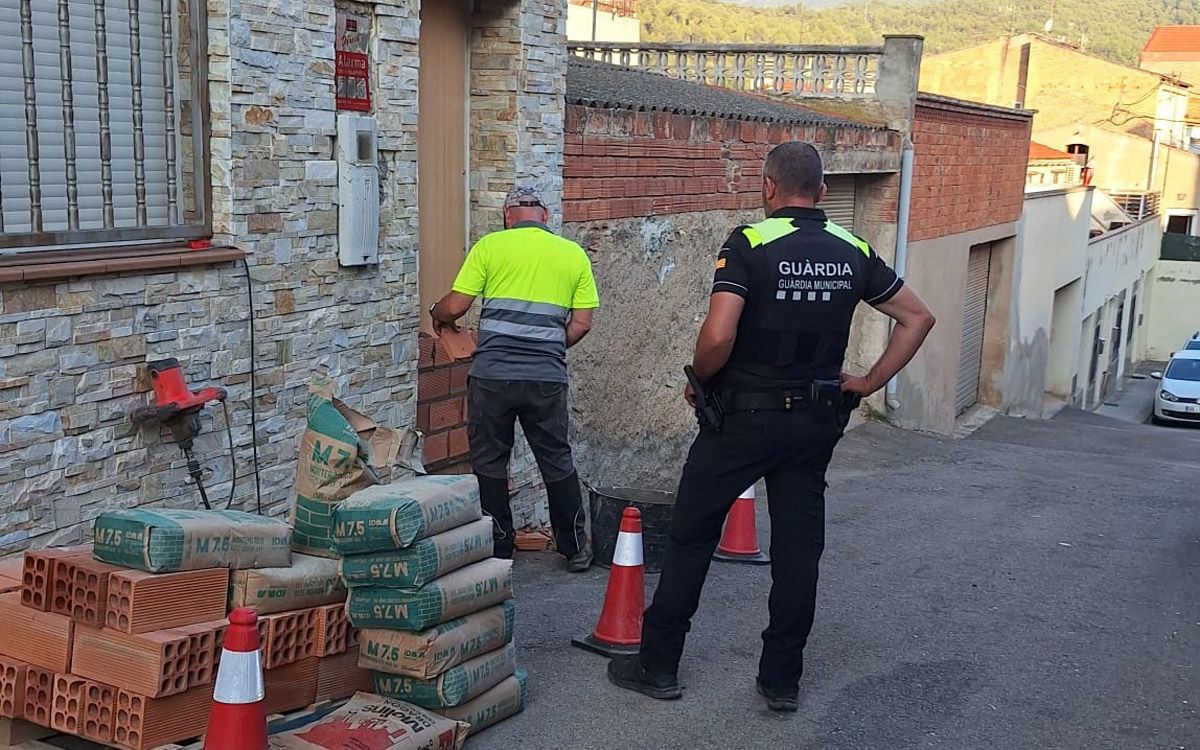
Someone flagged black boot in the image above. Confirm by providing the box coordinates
[477,475,514,559]
[607,655,682,700]
[755,679,799,712]
[544,471,588,565]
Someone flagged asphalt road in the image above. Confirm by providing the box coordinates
[471,409,1200,750]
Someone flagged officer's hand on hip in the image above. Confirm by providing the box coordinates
[839,372,875,397]
[684,383,697,408]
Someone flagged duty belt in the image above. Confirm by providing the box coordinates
[723,380,842,413]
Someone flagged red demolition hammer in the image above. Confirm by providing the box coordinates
[131,358,229,509]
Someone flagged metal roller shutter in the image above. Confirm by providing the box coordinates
[821,175,856,229]
[956,245,991,415]
[0,0,187,245]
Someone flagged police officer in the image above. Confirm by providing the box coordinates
[607,142,936,710]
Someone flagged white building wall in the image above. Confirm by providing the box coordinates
[1002,187,1091,416]
[1146,260,1200,359]
[566,4,640,43]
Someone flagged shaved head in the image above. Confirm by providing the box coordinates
[764,141,825,201]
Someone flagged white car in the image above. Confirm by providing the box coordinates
[1152,350,1200,425]
[1183,331,1200,353]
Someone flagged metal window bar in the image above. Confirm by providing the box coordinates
[58,0,79,230]
[20,0,42,233]
[94,0,114,228]
[160,0,177,224]
[1,0,209,251]
[129,0,147,226]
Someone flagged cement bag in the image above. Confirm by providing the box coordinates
[440,670,527,736]
[358,601,515,679]
[346,558,512,631]
[93,509,291,573]
[340,518,493,590]
[372,642,516,709]
[268,692,467,750]
[332,475,481,555]
[291,372,400,557]
[229,553,346,615]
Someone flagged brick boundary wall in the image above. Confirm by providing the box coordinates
[909,94,1033,243]
[416,335,471,472]
[563,103,900,223]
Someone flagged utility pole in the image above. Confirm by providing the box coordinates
[592,0,599,42]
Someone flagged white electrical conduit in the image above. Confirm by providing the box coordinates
[886,138,915,410]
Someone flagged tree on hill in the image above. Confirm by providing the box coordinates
[638,0,1200,65]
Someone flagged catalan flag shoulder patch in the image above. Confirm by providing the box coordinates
[716,257,727,270]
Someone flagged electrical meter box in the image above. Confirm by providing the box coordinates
[337,113,380,266]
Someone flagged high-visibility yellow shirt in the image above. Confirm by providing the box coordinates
[452,221,599,382]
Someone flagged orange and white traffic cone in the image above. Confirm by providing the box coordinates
[713,485,769,565]
[204,607,267,750]
[572,507,644,657]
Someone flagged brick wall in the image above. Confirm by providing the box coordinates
[909,95,1033,243]
[415,336,471,471]
[564,104,900,223]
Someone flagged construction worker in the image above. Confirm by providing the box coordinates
[430,185,599,572]
[607,142,936,710]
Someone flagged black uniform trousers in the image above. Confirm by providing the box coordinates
[639,405,844,691]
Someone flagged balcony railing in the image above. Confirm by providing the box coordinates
[1108,191,1161,222]
[570,43,882,99]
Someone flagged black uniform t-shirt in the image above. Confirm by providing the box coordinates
[711,206,902,388]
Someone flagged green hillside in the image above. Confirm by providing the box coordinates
[639,0,1200,65]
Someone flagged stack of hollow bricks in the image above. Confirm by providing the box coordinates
[416,334,472,471]
[0,548,370,749]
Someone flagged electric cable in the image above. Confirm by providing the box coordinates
[241,257,264,515]
[222,399,237,510]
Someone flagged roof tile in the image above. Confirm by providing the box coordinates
[566,57,879,130]
[1143,25,1200,54]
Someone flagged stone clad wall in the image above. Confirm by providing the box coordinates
[0,0,567,553]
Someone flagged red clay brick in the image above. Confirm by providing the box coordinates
[22,666,53,727]
[262,658,318,715]
[313,647,373,703]
[0,656,26,718]
[418,334,435,368]
[449,362,470,394]
[111,686,209,750]
[172,620,225,688]
[20,547,90,611]
[418,368,451,400]
[106,568,228,634]
[260,608,319,670]
[70,558,125,627]
[314,604,352,658]
[0,592,73,673]
[429,397,463,431]
[72,627,191,698]
[51,674,87,735]
[448,427,469,460]
[81,680,117,744]
[424,431,450,465]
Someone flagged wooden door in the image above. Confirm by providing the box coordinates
[418,0,469,329]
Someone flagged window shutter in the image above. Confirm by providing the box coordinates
[0,0,195,250]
